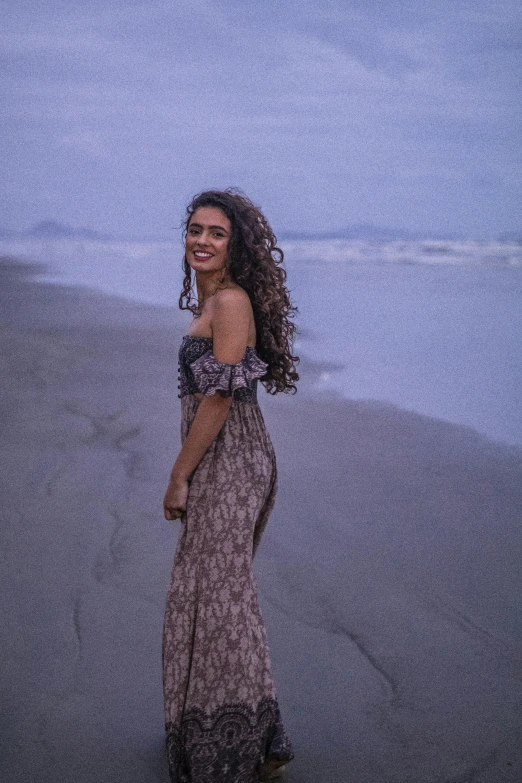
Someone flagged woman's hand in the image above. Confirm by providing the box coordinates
[163,477,189,521]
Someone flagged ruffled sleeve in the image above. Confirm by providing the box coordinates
[189,348,268,397]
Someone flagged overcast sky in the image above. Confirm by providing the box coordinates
[2,0,521,238]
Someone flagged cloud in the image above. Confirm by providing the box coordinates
[1,0,521,237]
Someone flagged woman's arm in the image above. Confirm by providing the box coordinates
[163,288,252,520]
[169,393,233,482]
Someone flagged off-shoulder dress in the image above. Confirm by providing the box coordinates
[162,335,294,782]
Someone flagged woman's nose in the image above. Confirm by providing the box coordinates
[196,232,209,245]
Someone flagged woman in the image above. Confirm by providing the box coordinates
[162,189,299,783]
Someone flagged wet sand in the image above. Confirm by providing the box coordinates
[1,256,522,782]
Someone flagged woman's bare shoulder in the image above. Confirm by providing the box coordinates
[215,284,251,306]
[211,285,252,317]
[208,286,253,347]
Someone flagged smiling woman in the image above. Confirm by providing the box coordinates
[162,189,299,783]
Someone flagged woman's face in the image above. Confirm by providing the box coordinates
[185,206,232,275]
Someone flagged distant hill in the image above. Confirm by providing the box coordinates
[0,221,169,242]
[27,221,113,240]
[280,223,458,241]
[0,228,19,240]
[498,231,522,243]
[0,221,113,240]
[0,222,172,242]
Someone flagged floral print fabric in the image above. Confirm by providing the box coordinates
[178,335,268,403]
[163,337,294,782]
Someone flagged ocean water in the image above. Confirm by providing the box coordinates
[2,237,522,447]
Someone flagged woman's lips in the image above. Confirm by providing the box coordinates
[193,251,213,260]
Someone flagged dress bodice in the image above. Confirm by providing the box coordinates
[178,335,268,403]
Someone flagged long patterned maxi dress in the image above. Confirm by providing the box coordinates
[162,335,294,782]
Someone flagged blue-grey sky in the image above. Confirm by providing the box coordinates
[2,0,521,238]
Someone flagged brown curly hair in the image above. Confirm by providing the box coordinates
[179,188,299,394]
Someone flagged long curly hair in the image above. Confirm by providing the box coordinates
[179,188,299,394]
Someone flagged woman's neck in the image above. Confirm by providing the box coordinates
[195,270,232,305]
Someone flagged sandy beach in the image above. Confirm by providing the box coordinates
[1,256,522,783]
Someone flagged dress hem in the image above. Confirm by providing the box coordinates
[165,697,294,783]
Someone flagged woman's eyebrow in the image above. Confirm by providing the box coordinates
[189,222,229,233]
